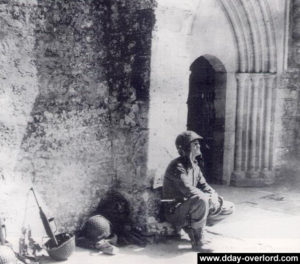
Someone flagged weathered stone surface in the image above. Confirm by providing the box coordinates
[0,0,155,238]
[1,0,300,243]
[101,0,154,230]
[275,9,300,178]
[0,1,39,183]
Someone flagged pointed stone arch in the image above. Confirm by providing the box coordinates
[219,0,277,73]
[218,0,278,185]
[188,0,279,185]
[148,0,282,187]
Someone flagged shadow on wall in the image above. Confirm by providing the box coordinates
[14,0,116,233]
[14,0,155,233]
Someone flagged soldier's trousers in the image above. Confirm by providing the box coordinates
[165,195,234,231]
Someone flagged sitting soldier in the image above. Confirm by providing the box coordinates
[162,131,234,252]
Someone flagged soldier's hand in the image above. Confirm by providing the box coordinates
[209,193,220,213]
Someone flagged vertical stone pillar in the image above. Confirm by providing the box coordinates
[231,73,276,186]
[232,74,248,180]
[261,75,276,180]
[247,75,260,177]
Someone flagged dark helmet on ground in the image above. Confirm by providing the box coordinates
[175,130,203,155]
[82,215,111,242]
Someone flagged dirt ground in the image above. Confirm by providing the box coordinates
[39,181,300,264]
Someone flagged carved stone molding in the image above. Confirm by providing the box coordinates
[218,0,279,185]
[219,0,277,73]
[231,73,276,186]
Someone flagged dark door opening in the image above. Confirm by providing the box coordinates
[187,55,226,184]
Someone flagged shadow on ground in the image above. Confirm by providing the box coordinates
[41,183,300,264]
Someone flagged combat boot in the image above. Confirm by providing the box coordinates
[184,227,211,252]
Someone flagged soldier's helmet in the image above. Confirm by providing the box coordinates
[175,130,203,156]
[82,215,111,242]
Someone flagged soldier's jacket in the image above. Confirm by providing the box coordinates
[162,156,216,202]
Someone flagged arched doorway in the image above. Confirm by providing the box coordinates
[187,55,227,184]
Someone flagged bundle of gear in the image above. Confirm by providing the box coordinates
[75,191,150,254]
[2,187,76,264]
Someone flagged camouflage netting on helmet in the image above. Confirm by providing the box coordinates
[81,215,112,242]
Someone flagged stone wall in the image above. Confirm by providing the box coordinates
[0,0,38,182]
[0,0,41,243]
[0,0,155,243]
[2,0,300,247]
[290,0,300,164]
[148,0,288,187]
[99,0,155,228]
[275,72,299,179]
[16,0,115,233]
[275,0,300,181]
[148,0,238,187]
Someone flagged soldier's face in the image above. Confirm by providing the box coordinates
[190,140,201,157]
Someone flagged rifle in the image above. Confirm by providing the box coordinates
[30,187,58,247]
[0,217,6,245]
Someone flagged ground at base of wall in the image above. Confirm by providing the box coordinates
[35,183,300,263]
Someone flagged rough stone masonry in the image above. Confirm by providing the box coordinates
[0,0,155,238]
[1,0,300,245]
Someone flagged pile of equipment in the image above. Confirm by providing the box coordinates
[30,188,75,261]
